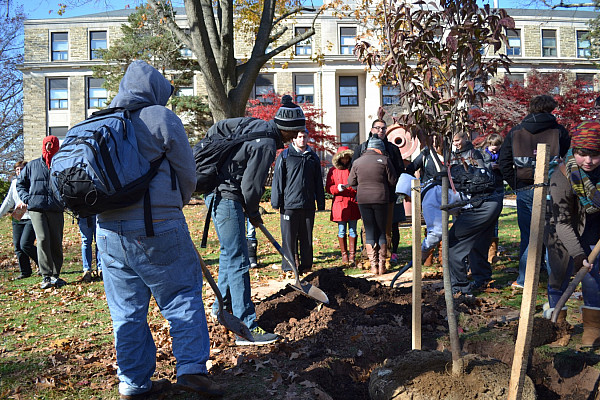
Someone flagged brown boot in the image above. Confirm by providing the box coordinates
[348,236,357,266]
[581,306,600,347]
[338,236,349,265]
[488,237,500,264]
[422,247,435,267]
[378,243,388,275]
[366,244,378,274]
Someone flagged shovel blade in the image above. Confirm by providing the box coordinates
[218,312,254,342]
[287,282,330,304]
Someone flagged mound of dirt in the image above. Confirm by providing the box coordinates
[206,268,600,399]
[369,350,536,400]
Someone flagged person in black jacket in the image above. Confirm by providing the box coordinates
[205,95,302,346]
[271,129,326,273]
[16,136,65,289]
[498,94,570,289]
[351,119,405,261]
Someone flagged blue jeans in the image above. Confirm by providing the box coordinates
[206,193,257,331]
[78,216,101,272]
[337,220,358,238]
[97,218,210,396]
[246,218,257,241]
[516,189,534,286]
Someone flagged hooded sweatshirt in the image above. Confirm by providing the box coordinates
[98,60,196,223]
[42,136,59,168]
[499,113,570,190]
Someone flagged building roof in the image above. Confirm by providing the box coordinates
[25,5,598,22]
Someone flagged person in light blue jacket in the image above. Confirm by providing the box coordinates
[97,60,223,399]
[0,161,37,279]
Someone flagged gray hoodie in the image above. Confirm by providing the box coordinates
[98,60,196,223]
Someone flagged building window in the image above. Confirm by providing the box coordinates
[576,73,595,92]
[88,78,107,109]
[542,29,557,57]
[252,74,274,103]
[339,76,358,106]
[177,87,194,96]
[89,31,107,60]
[505,73,525,87]
[295,27,312,56]
[506,29,521,57]
[49,126,68,140]
[577,31,591,58]
[294,74,314,104]
[340,122,360,147]
[180,29,193,57]
[382,85,401,106]
[51,32,68,61]
[49,78,68,110]
[340,27,356,55]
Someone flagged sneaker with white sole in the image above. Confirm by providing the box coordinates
[235,327,279,346]
[51,277,67,288]
[40,277,52,289]
[511,281,524,289]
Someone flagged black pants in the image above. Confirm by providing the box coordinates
[448,196,503,293]
[358,203,388,246]
[280,209,315,272]
[13,219,37,276]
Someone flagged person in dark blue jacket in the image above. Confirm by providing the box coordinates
[271,129,326,274]
[17,136,65,289]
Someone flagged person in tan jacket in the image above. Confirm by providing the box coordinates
[546,120,600,347]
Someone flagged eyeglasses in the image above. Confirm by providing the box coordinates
[373,126,387,131]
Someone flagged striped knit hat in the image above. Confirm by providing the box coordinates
[571,120,600,152]
[274,95,306,131]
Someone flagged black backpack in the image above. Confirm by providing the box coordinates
[50,105,170,236]
[449,162,496,195]
[193,118,273,194]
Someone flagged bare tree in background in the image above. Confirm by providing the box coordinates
[0,8,24,181]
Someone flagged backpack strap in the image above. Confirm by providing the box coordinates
[90,102,152,118]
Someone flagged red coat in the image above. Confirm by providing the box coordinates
[326,165,361,223]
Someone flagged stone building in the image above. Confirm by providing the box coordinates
[22,7,599,160]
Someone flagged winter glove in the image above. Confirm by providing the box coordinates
[248,214,264,228]
[573,254,589,272]
[338,184,346,192]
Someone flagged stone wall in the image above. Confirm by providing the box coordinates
[22,75,46,161]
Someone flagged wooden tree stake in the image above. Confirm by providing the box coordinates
[411,179,422,350]
[508,143,550,400]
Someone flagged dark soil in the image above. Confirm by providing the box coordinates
[205,268,600,399]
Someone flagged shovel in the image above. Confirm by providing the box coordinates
[551,238,600,323]
[257,223,329,304]
[193,246,254,342]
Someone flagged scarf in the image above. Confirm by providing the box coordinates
[565,148,600,214]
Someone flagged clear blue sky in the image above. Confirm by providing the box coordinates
[17,0,556,20]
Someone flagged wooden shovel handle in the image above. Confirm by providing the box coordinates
[551,238,600,323]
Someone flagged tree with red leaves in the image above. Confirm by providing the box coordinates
[469,70,599,146]
[246,93,336,163]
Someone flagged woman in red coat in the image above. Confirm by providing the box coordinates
[326,146,361,265]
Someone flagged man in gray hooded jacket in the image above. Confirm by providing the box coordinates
[96,61,222,399]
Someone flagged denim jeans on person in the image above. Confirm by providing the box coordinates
[516,190,552,286]
[337,220,357,238]
[246,218,257,241]
[97,218,210,396]
[78,216,101,272]
[206,193,257,331]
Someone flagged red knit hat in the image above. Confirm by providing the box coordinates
[571,120,600,152]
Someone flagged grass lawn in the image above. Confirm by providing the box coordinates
[0,199,576,399]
